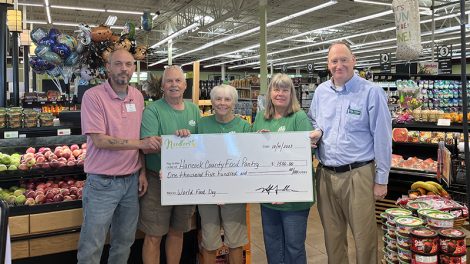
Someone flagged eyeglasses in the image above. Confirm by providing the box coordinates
[329,57,352,65]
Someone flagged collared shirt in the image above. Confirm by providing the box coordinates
[81,80,144,175]
[308,74,392,184]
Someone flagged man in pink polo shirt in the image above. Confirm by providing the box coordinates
[77,49,161,264]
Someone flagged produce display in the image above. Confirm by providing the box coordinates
[391,155,437,172]
[408,181,449,198]
[0,177,84,206]
[0,143,86,172]
[392,128,461,144]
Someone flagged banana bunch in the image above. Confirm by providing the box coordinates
[409,181,449,198]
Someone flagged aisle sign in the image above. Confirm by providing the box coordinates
[307,63,314,76]
[161,132,314,205]
[281,64,287,73]
[380,53,392,73]
[437,45,452,74]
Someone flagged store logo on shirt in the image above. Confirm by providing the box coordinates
[278,126,286,132]
[188,120,196,126]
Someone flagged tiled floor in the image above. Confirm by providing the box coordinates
[248,204,384,264]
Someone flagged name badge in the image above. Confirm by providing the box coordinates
[347,107,361,115]
[126,103,137,112]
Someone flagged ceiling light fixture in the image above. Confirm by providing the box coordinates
[44,0,51,24]
[51,5,106,12]
[18,2,43,7]
[152,1,338,66]
[194,11,394,67]
[107,9,144,15]
[26,20,48,25]
[105,15,118,26]
[149,22,199,49]
[205,9,466,69]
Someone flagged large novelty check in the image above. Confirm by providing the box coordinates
[161,132,314,205]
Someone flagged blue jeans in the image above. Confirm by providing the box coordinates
[261,206,310,264]
[77,172,139,264]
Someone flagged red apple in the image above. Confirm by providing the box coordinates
[41,147,51,154]
[54,148,62,157]
[18,163,29,171]
[44,150,52,159]
[53,194,64,202]
[36,183,46,189]
[77,159,85,166]
[70,144,79,151]
[61,149,72,159]
[34,153,44,159]
[69,194,77,200]
[38,147,46,153]
[58,161,66,168]
[60,188,70,196]
[66,160,75,167]
[81,143,87,150]
[23,153,34,160]
[35,194,45,204]
[25,190,36,198]
[72,149,82,158]
[75,181,84,188]
[63,195,73,201]
[69,186,78,195]
[45,198,54,204]
[26,147,36,154]
[35,190,44,196]
[45,191,55,200]
[49,159,59,168]
[67,180,75,186]
[25,197,36,206]
[36,156,46,163]
[57,157,67,163]
[62,145,70,150]
[48,154,58,161]
[41,162,50,169]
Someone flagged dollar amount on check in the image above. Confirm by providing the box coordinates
[161,132,314,205]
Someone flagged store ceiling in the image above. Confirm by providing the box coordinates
[15,0,470,71]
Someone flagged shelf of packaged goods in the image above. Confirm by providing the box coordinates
[392,122,470,132]
[198,100,212,106]
[390,168,437,178]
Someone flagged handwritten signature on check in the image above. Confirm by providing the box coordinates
[255,184,300,195]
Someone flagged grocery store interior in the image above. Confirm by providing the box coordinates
[1,0,470,263]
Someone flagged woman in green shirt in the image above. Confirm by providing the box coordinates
[198,84,251,264]
[252,73,315,264]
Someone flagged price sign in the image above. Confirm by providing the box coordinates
[4,131,19,139]
[57,128,71,136]
[380,53,392,73]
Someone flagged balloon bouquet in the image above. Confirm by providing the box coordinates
[29,17,152,95]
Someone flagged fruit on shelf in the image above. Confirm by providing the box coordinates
[392,128,409,142]
[409,181,449,198]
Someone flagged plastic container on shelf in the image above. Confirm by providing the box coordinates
[39,113,54,127]
[438,228,466,256]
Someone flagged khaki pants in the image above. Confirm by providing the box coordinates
[316,163,378,264]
